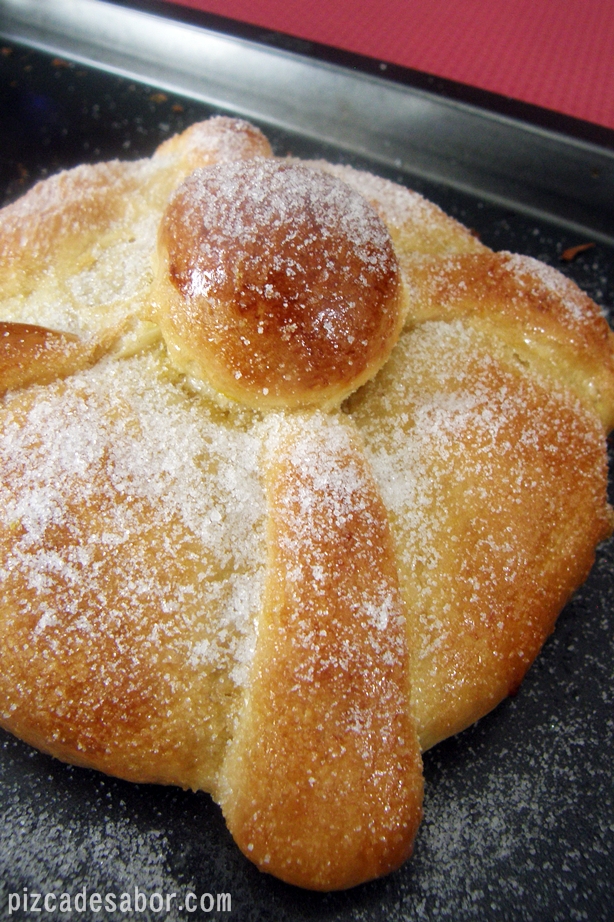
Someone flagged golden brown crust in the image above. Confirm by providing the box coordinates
[0,322,80,393]
[153,115,272,175]
[0,115,613,890]
[219,417,423,890]
[0,321,127,394]
[0,116,272,341]
[347,315,613,750]
[303,161,487,261]
[402,250,614,428]
[0,160,147,303]
[0,352,266,791]
[155,159,407,408]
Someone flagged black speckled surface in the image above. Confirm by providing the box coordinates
[0,41,613,922]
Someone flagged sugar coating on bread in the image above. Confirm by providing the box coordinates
[155,158,407,408]
[346,316,612,749]
[0,116,272,340]
[0,350,266,790]
[0,115,613,891]
[305,159,487,261]
[219,414,423,889]
[154,115,272,175]
[400,250,614,427]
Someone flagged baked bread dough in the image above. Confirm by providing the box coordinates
[155,158,408,409]
[0,116,613,890]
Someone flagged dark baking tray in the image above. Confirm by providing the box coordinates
[1,2,613,920]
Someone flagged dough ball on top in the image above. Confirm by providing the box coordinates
[155,158,407,409]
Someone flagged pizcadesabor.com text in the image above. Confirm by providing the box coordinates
[8,887,232,915]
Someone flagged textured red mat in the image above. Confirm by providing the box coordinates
[163,0,614,131]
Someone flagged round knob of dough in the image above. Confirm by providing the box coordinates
[155,159,406,408]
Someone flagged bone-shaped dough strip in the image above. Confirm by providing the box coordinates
[0,321,128,394]
[218,415,423,890]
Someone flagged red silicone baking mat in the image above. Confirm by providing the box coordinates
[162,0,614,131]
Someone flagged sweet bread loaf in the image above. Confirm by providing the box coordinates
[0,116,612,890]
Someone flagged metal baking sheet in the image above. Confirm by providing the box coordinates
[0,2,613,919]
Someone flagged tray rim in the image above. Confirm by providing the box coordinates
[1,0,614,244]
[122,0,614,152]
